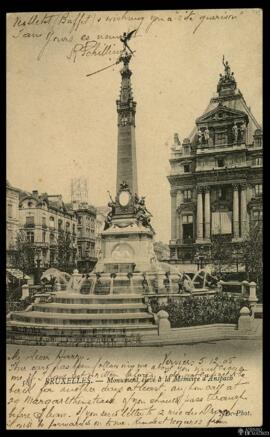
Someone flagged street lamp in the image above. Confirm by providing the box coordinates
[194,255,200,271]
[233,248,241,273]
[194,249,205,270]
[199,255,204,269]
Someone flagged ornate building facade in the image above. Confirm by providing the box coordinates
[168,59,262,264]
[75,203,97,272]
[6,181,20,267]
[19,191,78,272]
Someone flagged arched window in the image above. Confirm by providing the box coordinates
[58,219,63,231]
[49,216,55,228]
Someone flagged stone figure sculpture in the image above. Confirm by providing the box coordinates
[174,133,181,146]
[204,127,210,143]
[240,121,247,142]
[120,181,129,190]
[197,129,203,144]
[120,29,137,54]
[232,122,238,143]
[134,195,153,231]
[223,55,231,79]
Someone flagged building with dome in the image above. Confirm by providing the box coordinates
[168,58,262,265]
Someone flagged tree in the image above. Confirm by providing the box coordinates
[209,235,235,277]
[13,230,35,274]
[57,230,73,271]
[209,226,263,301]
[242,222,263,301]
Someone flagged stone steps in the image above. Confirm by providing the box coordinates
[53,293,144,304]
[6,321,158,346]
[7,289,156,339]
[32,302,147,314]
[10,310,154,326]
[7,321,157,333]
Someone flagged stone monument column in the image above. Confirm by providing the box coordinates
[204,186,211,240]
[233,184,240,239]
[240,184,247,238]
[196,187,203,241]
[116,52,138,194]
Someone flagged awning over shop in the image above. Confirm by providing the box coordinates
[6,269,30,280]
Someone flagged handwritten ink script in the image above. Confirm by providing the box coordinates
[7,343,262,429]
[7,10,241,63]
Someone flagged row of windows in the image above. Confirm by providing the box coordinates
[77,243,95,258]
[183,189,192,201]
[253,157,263,166]
[78,216,96,225]
[255,184,262,196]
[27,201,47,208]
[182,214,193,224]
[180,210,262,225]
[25,216,76,232]
[26,231,77,244]
[177,184,262,202]
[180,157,262,171]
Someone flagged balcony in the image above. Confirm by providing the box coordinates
[41,224,47,229]
[33,242,49,249]
[182,238,194,245]
[24,223,35,228]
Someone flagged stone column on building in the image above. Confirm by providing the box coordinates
[233,184,240,240]
[204,186,211,241]
[240,184,247,239]
[171,192,177,241]
[176,214,181,242]
[176,190,183,242]
[196,187,204,242]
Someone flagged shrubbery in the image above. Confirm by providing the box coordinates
[149,293,249,327]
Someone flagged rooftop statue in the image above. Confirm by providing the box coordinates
[222,55,231,79]
[120,29,137,55]
[86,29,137,78]
[217,56,236,92]
[174,133,181,146]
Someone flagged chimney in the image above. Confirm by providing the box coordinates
[32,190,38,197]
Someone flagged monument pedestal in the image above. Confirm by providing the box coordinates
[95,219,156,273]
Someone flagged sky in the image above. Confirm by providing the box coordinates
[7,9,262,242]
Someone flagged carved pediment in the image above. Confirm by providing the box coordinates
[177,202,195,213]
[196,104,248,126]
